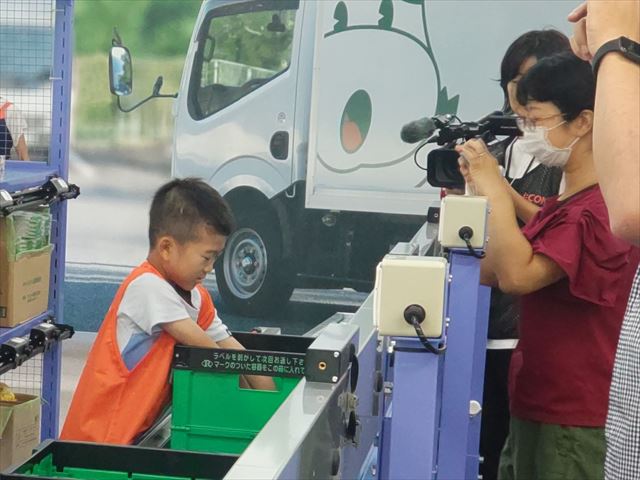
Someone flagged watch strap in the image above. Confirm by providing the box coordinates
[592,36,640,78]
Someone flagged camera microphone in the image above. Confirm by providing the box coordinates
[400,117,437,144]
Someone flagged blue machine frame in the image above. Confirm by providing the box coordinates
[222,225,491,479]
[378,250,491,479]
[0,0,74,441]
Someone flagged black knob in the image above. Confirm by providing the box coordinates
[404,304,426,325]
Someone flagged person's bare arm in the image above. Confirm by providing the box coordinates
[218,336,276,391]
[569,1,640,244]
[15,134,29,161]
[162,318,218,348]
[162,320,276,390]
[480,259,499,287]
[483,189,566,295]
[504,179,540,224]
[592,56,640,244]
[457,140,567,295]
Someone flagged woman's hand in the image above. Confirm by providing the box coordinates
[455,139,504,196]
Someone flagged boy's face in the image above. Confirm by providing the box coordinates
[160,225,226,291]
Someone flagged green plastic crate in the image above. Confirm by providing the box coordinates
[171,332,314,455]
[1,440,237,480]
[171,370,301,455]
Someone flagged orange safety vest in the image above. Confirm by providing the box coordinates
[0,101,12,119]
[60,261,215,444]
[1,101,15,157]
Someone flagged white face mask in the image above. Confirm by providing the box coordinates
[517,120,580,168]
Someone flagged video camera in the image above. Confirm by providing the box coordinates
[401,112,521,190]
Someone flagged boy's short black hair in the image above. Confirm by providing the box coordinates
[516,52,595,121]
[149,178,235,246]
[500,29,571,111]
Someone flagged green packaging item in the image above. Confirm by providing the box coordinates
[2,208,51,261]
[171,370,301,455]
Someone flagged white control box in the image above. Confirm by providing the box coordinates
[374,255,448,338]
[438,196,488,249]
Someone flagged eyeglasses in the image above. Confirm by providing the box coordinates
[516,113,565,132]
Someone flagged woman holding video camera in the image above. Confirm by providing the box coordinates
[457,52,640,479]
[479,29,570,480]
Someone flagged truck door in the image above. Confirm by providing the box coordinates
[173,0,301,198]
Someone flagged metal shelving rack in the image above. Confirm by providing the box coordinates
[0,0,74,440]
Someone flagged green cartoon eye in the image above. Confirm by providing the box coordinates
[340,90,372,154]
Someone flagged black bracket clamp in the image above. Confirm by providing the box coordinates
[0,322,75,375]
[0,177,80,216]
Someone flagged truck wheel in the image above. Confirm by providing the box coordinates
[215,208,294,317]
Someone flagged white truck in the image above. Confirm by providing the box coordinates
[109,0,572,316]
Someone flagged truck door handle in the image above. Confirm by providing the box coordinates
[270,131,289,160]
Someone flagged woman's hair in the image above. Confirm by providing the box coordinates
[500,29,571,111]
[516,52,595,121]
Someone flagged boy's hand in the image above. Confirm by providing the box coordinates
[218,336,276,391]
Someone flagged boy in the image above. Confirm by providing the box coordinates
[61,178,273,444]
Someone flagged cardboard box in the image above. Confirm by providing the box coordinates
[0,217,52,328]
[0,394,41,470]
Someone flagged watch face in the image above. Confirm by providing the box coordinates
[621,36,640,56]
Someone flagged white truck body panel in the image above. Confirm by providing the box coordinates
[172,0,305,197]
[304,0,575,215]
[173,0,574,212]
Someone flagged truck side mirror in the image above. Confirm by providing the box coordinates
[108,28,176,112]
[109,45,133,96]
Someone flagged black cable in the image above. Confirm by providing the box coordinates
[409,316,446,355]
[403,304,446,355]
[413,140,431,171]
[458,226,485,259]
[463,238,485,259]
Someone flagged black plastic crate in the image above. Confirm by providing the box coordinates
[1,440,238,480]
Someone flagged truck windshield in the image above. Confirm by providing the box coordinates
[188,5,296,120]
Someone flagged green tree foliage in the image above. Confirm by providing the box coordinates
[74,0,201,57]
[207,11,295,71]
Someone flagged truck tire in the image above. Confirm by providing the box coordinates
[215,206,294,317]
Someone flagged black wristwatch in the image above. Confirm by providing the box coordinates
[592,36,640,78]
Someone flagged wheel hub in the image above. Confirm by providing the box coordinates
[223,228,268,299]
[241,254,257,274]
